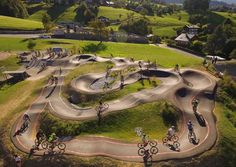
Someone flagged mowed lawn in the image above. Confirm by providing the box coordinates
[0,15,43,30]
[28,4,78,22]
[99,6,189,37]
[98,6,141,20]
[0,37,202,67]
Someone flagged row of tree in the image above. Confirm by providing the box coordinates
[0,0,28,18]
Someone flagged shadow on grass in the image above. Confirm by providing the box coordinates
[82,43,107,53]
[47,5,72,21]
[207,12,226,25]
[46,41,72,45]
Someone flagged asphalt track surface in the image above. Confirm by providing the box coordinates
[11,54,217,162]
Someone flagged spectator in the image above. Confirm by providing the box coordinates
[13,154,22,167]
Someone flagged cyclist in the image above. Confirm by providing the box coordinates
[23,113,30,122]
[175,64,179,72]
[192,98,199,112]
[187,120,194,136]
[48,133,58,150]
[48,133,58,143]
[36,129,45,141]
[141,134,149,147]
[138,61,142,69]
[167,126,175,141]
[120,75,124,86]
[143,149,150,162]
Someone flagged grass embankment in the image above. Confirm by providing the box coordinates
[28,4,78,22]
[40,101,180,142]
[0,55,20,71]
[0,15,43,30]
[0,37,202,68]
[99,6,189,38]
[0,55,21,78]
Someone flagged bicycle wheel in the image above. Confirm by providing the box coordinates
[172,135,179,142]
[137,143,144,148]
[173,141,180,149]
[41,141,48,149]
[162,137,168,144]
[58,143,66,150]
[150,146,158,155]
[149,141,157,147]
[35,139,40,146]
[138,148,145,156]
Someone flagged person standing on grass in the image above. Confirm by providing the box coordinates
[13,154,22,167]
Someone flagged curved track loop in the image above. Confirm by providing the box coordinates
[11,55,217,162]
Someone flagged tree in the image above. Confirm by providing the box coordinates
[28,40,36,51]
[0,0,28,18]
[75,2,98,25]
[42,13,53,32]
[119,18,149,36]
[89,19,108,43]
[184,0,210,14]
[223,39,236,58]
[230,49,236,59]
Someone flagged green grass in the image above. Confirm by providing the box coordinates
[98,6,141,20]
[75,78,160,107]
[0,15,43,30]
[0,37,202,67]
[98,6,189,37]
[0,55,20,71]
[28,4,78,22]
[152,26,181,38]
[40,101,180,142]
[213,103,236,167]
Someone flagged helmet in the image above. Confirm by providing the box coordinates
[51,133,56,136]
[171,126,175,129]
[188,120,191,123]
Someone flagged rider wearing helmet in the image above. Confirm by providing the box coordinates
[167,126,175,140]
[142,134,148,147]
[48,133,58,143]
[187,120,194,134]
[36,129,44,140]
[192,98,199,112]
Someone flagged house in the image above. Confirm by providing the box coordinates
[183,25,200,35]
[175,33,196,46]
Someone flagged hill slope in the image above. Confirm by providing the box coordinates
[0,15,43,30]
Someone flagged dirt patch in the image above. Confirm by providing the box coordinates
[0,52,12,60]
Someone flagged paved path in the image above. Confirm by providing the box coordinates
[10,54,217,162]
[157,44,203,59]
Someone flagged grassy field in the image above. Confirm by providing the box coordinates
[0,37,202,68]
[99,6,189,37]
[0,55,20,71]
[40,101,180,142]
[28,4,78,22]
[0,15,43,30]
[98,6,141,20]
